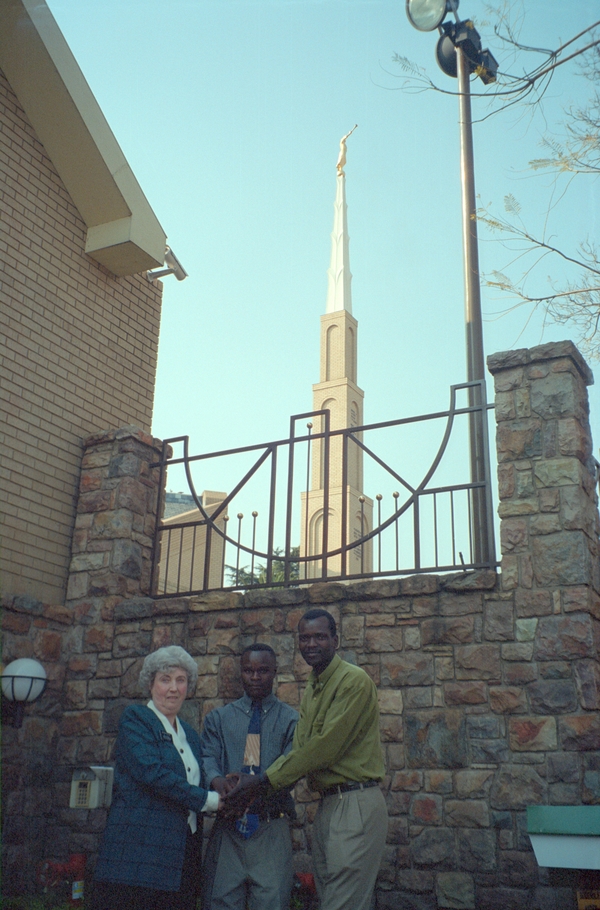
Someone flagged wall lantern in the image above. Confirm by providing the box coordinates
[1,658,47,728]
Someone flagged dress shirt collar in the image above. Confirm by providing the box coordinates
[310,653,341,692]
[239,692,277,715]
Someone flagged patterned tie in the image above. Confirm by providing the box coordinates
[235,704,261,839]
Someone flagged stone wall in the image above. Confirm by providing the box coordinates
[2,341,599,909]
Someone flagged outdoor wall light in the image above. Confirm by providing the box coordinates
[1,657,47,728]
[146,246,188,282]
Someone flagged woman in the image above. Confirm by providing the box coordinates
[93,646,219,910]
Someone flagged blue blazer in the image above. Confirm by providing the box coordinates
[94,704,208,892]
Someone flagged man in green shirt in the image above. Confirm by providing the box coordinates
[224,608,388,910]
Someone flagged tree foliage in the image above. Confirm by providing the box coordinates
[226,546,300,588]
[477,39,600,358]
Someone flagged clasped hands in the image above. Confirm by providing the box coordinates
[210,773,269,819]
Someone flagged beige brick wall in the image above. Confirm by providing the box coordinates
[0,68,164,604]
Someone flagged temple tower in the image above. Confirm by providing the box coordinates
[300,130,373,578]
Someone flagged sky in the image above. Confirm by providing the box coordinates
[45,0,599,560]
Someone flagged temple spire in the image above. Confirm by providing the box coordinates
[300,128,372,579]
[326,126,357,315]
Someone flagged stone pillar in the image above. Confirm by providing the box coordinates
[58,425,165,773]
[67,426,164,605]
[488,340,600,748]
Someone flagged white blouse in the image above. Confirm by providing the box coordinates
[147,700,218,830]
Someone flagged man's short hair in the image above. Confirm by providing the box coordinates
[299,608,337,636]
[240,643,277,661]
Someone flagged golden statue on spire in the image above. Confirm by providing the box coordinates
[336,124,358,176]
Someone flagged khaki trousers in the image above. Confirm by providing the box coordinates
[311,786,388,910]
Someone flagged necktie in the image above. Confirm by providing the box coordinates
[235,704,261,839]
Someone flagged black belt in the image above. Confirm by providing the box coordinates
[319,780,380,799]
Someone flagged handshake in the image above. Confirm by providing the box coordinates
[210,772,272,818]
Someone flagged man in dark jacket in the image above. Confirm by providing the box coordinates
[200,644,298,910]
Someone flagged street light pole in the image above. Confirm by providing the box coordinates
[456,45,487,563]
[457,45,484,388]
[405,0,498,566]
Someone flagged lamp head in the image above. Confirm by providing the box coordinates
[146,246,188,283]
[1,658,47,728]
[406,0,458,32]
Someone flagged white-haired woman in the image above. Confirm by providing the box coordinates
[92,646,219,910]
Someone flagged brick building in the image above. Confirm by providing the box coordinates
[0,0,168,605]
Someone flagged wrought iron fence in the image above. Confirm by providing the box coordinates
[150,381,497,596]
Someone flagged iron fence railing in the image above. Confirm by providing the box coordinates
[150,381,497,596]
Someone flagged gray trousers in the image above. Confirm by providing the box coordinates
[311,786,388,910]
[203,816,293,910]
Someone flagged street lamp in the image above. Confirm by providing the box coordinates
[406,0,498,565]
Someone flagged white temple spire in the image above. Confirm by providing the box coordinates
[326,126,357,315]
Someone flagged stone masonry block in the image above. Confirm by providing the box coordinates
[445,800,490,829]
[484,603,514,641]
[421,616,474,646]
[530,371,583,420]
[558,417,592,461]
[444,682,487,705]
[115,477,150,514]
[514,388,531,418]
[439,592,484,615]
[108,453,142,478]
[396,686,433,709]
[559,714,600,751]
[528,679,578,714]
[490,765,546,810]
[560,485,597,535]
[455,644,501,681]
[405,709,468,769]
[532,531,592,586]
[495,391,516,422]
[91,509,134,540]
[381,651,435,687]
[515,589,552,618]
[489,687,527,714]
[436,872,476,910]
[573,661,600,710]
[111,540,143,580]
[458,829,500,873]
[539,488,560,512]
[498,499,538,518]
[498,464,515,501]
[534,614,597,661]
[500,556,518,590]
[533,457,583,488]
[500,519,528,554]
[410,793,443,825]
[488,350,528,375]
[496,419,542,463]
[364,627,404,652]
[410,827,457,867]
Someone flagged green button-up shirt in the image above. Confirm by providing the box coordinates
[266,654,385,793]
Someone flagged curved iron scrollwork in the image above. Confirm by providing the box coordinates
[151,381,496,596]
